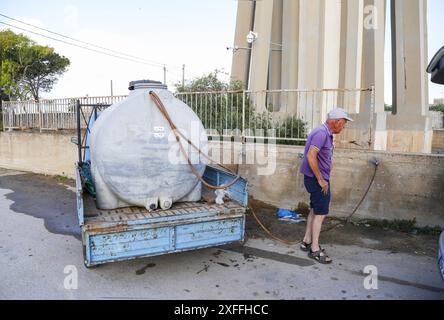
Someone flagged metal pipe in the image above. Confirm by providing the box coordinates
[76,99,82,164]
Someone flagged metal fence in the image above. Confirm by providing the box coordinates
[430,110,444,129]
[175,88,374,143]
[1,96,127,131]
[2,88,374,143]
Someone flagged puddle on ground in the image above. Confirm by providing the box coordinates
[136,262,156,275]
[0,172,81,240]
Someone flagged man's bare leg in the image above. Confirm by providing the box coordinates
[310,214,332,262]
[303,209,315,244]
[310,214,326,252]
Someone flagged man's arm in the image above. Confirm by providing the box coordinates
[307,146,329,195]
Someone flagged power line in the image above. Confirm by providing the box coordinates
[0,13,187,72]
[0,12,166,68]
[0,14,203,83]
[0,20,165,68]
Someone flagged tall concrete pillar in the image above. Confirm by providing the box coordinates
[297,0,322,128]
[296,0,342,128]
[281,0,299,116]
[318,0,343,122]
[267,0,283,114]
[230,0,255,87]
[337,0,387,151]
[268,0,282,92]
[386,0,431,153]
[339,0,364,114]
[248,0,274,112]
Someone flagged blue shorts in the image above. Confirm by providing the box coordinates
[303,175,331,215]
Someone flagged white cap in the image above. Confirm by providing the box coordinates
[327,107,354,122]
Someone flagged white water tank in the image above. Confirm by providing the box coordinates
[90,80,208,210]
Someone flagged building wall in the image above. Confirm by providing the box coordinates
[1,131,441,227]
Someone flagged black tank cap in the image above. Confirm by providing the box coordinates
[128,79,167,90]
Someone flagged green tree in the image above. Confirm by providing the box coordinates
[0,30,29,101]
[0,29,70,101]
[174,70,307,145]
[175,69,242,93]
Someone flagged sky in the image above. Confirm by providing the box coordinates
[1,0,443,104]
[0,0,238,98]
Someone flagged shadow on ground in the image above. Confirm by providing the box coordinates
[0,171,81,240]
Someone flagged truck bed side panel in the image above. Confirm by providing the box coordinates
[85,216,244,265]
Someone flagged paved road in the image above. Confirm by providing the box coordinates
[0,168,443,300]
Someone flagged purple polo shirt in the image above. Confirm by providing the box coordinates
[300,123,334,180]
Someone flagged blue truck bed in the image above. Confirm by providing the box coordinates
[75,163,248,268]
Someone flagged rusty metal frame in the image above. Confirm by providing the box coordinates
[75,100,111,165]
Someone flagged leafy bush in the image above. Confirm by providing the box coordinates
[175,70,308,145]
[429,104,444,113]
[275,115,307,146]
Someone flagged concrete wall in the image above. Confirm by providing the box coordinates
[209,141,444,227]
[0,131,77,179]
[1,131,443,227]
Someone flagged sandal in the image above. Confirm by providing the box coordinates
[308,247,332,264]
[300,241,312,252]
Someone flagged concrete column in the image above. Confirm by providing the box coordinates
[268,0,282,91]
[318,0,343,122]
[248,0,274,112]
[281,0,299,115]
[267,0,283,113]
[297,0,322,128]
[340,0,364,114]
[230,0,254,87]
[336,0,387,151]
[386,0,431,153]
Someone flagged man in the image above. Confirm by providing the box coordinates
[299,107,353,264]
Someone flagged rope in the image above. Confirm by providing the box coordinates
[148,90,241,190]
